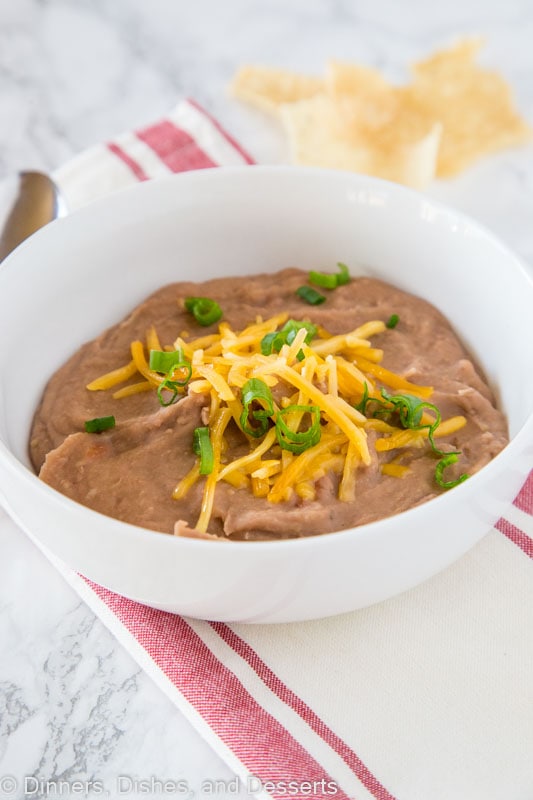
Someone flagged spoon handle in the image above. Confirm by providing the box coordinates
[0,171,61,262]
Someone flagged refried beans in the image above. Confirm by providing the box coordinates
[30,267,509,540]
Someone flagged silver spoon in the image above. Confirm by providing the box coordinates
[0,171,63,262]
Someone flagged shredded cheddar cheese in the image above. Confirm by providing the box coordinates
[195,407,232,533]
[112,380,153,399]
[381,463,411,478]
[353,355,433,398]
[86,310,469,536]
[86,360,138,391]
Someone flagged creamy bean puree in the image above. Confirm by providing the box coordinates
[31,268,508,540]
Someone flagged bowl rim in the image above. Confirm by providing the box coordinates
[4,162,533,276]
[1,164,532,553]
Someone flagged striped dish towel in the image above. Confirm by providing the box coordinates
[13,99,533,799]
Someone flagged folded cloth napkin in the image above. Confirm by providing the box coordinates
[5,98,533,800]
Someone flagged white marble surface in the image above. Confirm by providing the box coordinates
[1,0,532,797]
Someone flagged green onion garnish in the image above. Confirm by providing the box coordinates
[275,404,321,454]
[435,453,469,489]
[355,383,469,490]
[157,378,181,407]
[354,382,370,415]
[375,389,447,456]
[260,331,284,356]
[240,378,275,438]
[381,389,438,436]
[151,348,192,406]
[359,387,442,449]
[184,296,223,326]
[309,262,351,290]
[336,262,350,285]
[149,348,191,380]
[193,426,214,475]
[386,314,400,329]
[84,415,116,433]
[260,319,317,359]
[282,319,317,344]
[296,285,326,305]
[309,271,338,289]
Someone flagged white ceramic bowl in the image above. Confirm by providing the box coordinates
[0,167,532,623]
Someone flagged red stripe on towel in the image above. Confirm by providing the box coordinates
[136,120,217,172]
[107,142,150,181]
[85,581,353,800]
[495,516,533,558]
[210,622,397,800]
[187,97,256,164]
[513,470,533,515]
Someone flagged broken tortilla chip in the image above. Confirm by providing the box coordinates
[230,39,531,185]
[281,93,442,189]
[229,65,324,114]
[409,38,532,176]
[326,60,392,100]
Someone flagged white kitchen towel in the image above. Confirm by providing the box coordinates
[6,98,533,800]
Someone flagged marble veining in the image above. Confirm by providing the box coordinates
[1,0,532,794]
[0,512,253,796]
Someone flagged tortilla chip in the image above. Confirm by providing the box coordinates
[281,93,441,188]
[326,60,392,99]
[409,38,533,176]
[281,96,366,171]
[229,65,324,114]
[230,40,531,184]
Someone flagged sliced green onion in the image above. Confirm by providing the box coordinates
[153,349,192,407]
[296,285,326,305]
[309,271,338,289]
[193,426,214,475]
[358,387,468,483]
[381,389,435,429]
[260,319,317,357]
[260,331,285,356]
[170,363,192,387]
[358,388,429,427]
[354,382,370,415]
[275,404,321,454]
[84,415,116,433]
[386,314,400,329]
[149,348,189,377]
[309,262,351,290]
[336,262,350,285]
[184,296,223,326]
[156,377,180,407]
[435,453,469,489]
[282,319,317,345]
[240,378,274,438]
[378,389,451,454]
